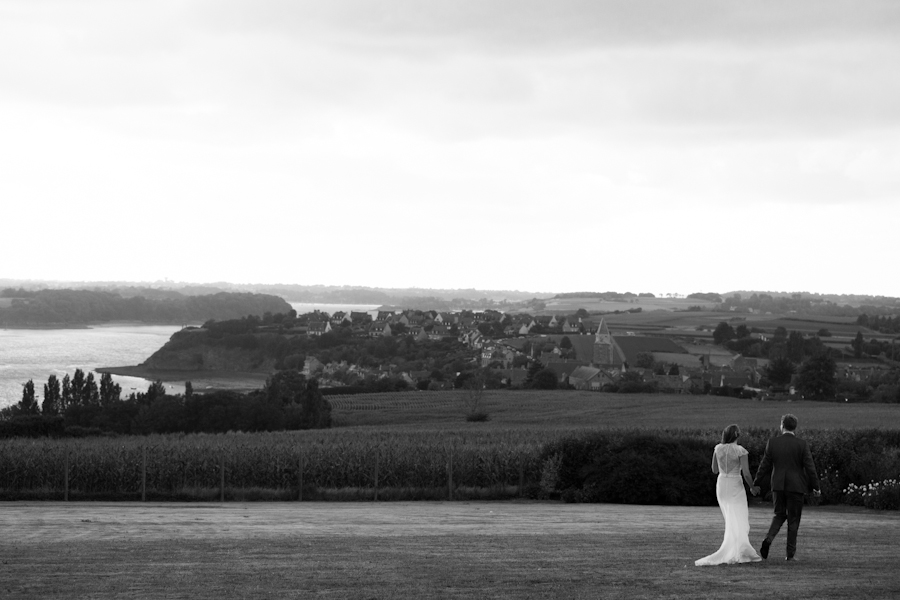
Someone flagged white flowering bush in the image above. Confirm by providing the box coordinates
[843,477,900,510]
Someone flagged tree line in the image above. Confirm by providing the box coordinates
[0,289,291,326]
[0,369,331,438]
[857,314,900,334]
[719,292,900,319]
[713,322,830,362]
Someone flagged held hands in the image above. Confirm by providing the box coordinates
[750,486,761,497]
[812,489,822,497]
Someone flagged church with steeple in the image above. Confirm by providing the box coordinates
[592,318,621,366]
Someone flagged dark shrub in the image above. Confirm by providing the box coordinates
[537,427,900,508]
[0,415,66,438]
[618,381,658,394]
[531,369,559,390]
[542,431,715,506]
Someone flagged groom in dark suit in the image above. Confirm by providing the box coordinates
[751,413,821,561]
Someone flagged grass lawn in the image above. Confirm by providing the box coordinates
[330,390,900,431]
[1,501,897,599]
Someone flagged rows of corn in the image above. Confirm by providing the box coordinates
[0,428,556,500]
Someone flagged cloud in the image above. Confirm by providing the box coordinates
[1,0,898,294]
[193,0,900,50]
[1,0,897,151]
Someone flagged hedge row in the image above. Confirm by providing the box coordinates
[539,428,900,506]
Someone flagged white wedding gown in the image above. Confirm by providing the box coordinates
[695,443,762,566]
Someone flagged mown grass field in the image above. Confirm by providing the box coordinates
[329,390,900,431]
[1,501,897,599]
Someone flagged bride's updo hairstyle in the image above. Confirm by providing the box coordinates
[721,424,740,444]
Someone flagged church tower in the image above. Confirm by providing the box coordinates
[593,318,615,365]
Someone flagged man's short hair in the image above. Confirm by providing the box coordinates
[781,414,798,431]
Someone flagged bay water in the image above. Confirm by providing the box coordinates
[0,324,183,410]
[0,304,382,410]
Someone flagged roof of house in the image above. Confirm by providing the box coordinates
[651,352,704,369]
[612,336,689,365]
[544,361,588,379]
[684,344,734,356]
[531,334,596,362]
[569,366,603,381]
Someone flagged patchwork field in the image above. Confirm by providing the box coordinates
[542,296,718,314]
[2,501,897,599]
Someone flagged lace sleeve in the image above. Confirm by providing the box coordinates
[736,445,748,458]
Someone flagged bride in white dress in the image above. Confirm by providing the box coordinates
[695,424,762,566]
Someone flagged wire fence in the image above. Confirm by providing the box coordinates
[0,430,549,501]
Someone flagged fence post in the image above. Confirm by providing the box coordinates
[64,451,69,502]
[298,448,304,502]
[373,449,379,502]
[448,446,453,501]
[220,452,225,502]
[519,461,525,497]
[141,446,147,502]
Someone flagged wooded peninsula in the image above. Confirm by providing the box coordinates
[0,288,291,327]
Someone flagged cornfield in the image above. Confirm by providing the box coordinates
[0,428,555,501]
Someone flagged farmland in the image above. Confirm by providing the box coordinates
[2,392,899,502]
[541,296,718,314]
[327,390,900,430]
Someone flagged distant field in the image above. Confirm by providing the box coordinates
[746,316,868,337]
[542,296,717,314]
[0,298,13,308]
[330,390,900,431]
[579,309,896,350]
[601,310,732,332]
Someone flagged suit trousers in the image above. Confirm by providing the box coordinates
[766,490,805,558]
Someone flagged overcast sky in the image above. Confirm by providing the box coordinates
[2,0,898,297]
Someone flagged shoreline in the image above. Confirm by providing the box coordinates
[2,321,197,331]
[97,365,271,393]
[1,324,92,330]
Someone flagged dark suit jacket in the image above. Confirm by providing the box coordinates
[753,432,820,494]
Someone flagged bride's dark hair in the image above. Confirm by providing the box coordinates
[721,424,740,444]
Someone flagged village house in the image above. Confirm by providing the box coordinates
[430,323,451,340]
[460,330,483,347]
[307,320,331,336]
[434,312,455,325]
[567,365,616,391]
[368,321,391,337]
